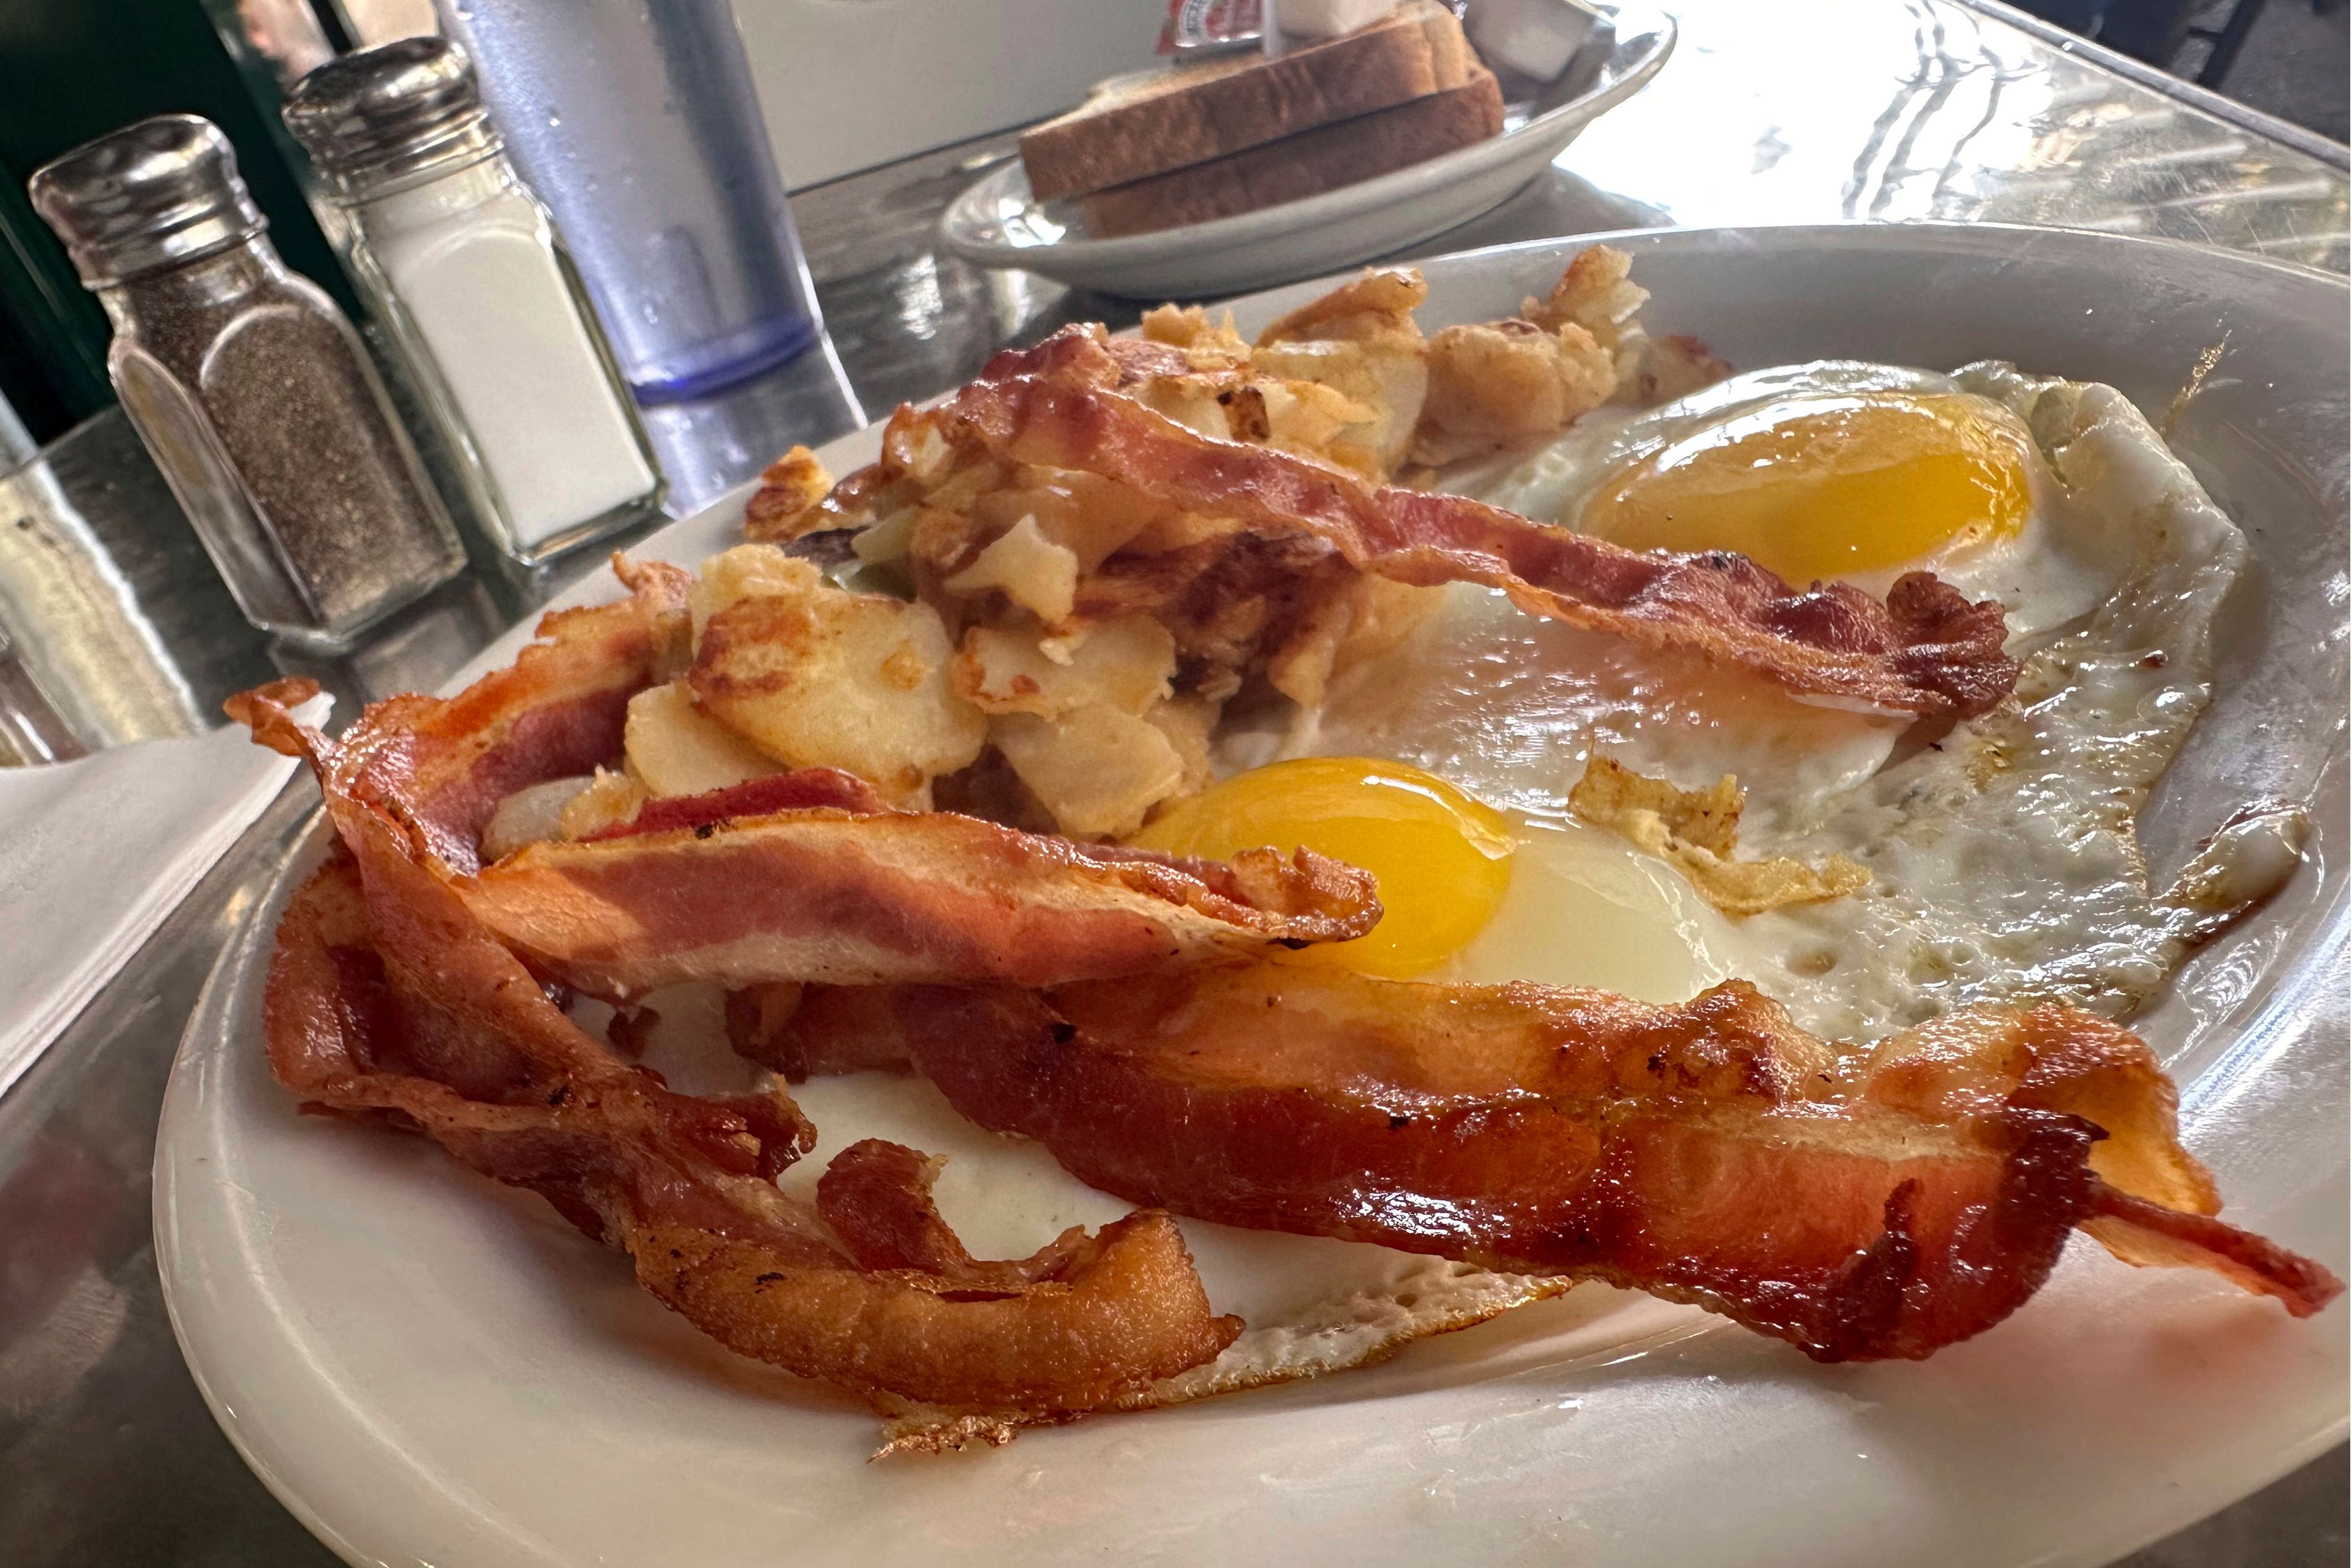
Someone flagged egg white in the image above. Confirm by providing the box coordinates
[1324,361,2290,1043]
[600,360,2289,1441]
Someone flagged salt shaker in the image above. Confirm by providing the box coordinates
[28,116,466,651]
[282,39,664,568]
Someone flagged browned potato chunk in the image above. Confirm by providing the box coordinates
[970,467,1161,573]
[1143,695,1219,801]
[951,616,1175,718]
[482,775,596,860]
[624,679,779,797]
[940,515,1081,624]
[1247,339,1426,478]
[1139,304,1251,364]
[557,769,647,840]
[1255,267,1428,346]
[1253,266,1430,478]
[991,706,1186,839]
[687,545,984,806]
[1521,243,1651,388]
[742,445,833,542]
[1411,318,1615,466]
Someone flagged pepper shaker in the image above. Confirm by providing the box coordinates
[282,39,665,568]
[29,116,466,651]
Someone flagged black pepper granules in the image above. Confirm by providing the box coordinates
[30,114,466,649]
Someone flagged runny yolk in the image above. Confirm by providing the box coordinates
[1126,756,1514,978]
[1576,391,2035,586]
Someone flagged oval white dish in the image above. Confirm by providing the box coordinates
[159,223,2348,1568]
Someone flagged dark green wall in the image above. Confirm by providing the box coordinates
[0,0,350,442]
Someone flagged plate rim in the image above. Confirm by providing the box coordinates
[158,220,2351,1568]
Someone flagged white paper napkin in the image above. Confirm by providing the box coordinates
[0,698,326,1099]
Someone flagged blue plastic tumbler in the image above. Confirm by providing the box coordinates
[435,0,822,403]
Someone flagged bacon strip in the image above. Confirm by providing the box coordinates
[770,965,2339,1360]
[232,575,1379,1003]
[918,327,2016,718]
[463,814,1378,1000]
[268,826,1238,1414]
[304,556,695,876]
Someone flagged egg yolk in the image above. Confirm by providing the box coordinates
[1126,757,1513,978]
[1577,391,2034,586]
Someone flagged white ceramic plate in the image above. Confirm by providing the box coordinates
[159,224,2348,1568]
[937,3,1673,299]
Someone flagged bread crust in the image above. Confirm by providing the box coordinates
[1076,67,1506,238]
[1020,1,1476,202]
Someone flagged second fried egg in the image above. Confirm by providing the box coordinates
[1469,360,2138,644]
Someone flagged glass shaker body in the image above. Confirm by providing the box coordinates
[330,152,664,567]
[97,236,466,648]
[437,0,822,402]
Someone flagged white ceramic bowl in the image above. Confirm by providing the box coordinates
[938,2,1675,299]
[159,224,2348,1568]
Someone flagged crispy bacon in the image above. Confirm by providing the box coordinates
[268,824,1238,1414]
[773,965,2339,1360]
[339,556,693,875]
[980,328,1192,389]
[462,814,1378,1000]
[918,326,2016,718]
[232,576,1380,1004]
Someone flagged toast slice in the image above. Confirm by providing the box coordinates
[1076,66,1506,239]
[1020,1,1476,203]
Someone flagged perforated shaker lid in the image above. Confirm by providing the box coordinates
[282,36,501,193]
[28,115,267,287]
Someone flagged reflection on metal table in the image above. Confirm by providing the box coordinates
[0,0,2341,1561]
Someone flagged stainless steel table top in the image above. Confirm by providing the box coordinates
[1,0,2342,1559]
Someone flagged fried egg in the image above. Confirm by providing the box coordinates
[627,358,2296,1446]
[1126,756,1516,977]
[1468,360,2136,646]
[1317,361,2299,1040]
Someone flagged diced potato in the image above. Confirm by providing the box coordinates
[624,679,779,797]
[691,542,810,641]
[951,616,1175,717]
[1521,244,1651,386]
[1265,585,1359,710]
[481,775,596,861]
[1634,333,1734,406]
[920,456,1010,514]
[992,706,1186,839]
[1143,695,1220,801]
[1249,338,1428,477]
[688,545,985,805]
[908,505,986,589]
[1129,376,1232,442]
[1255,267,1428,348]
[1140,303,1251,363]
[941,514,1080,624]
[902,421,957,485]
[851,507,919,567]
[741,445,833,543]
[971,467,1160,572]
[557,769,647,840]
[1412,318,1615,467]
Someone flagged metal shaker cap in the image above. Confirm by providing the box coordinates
[27,115,266,287]
[282,37,501,194]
